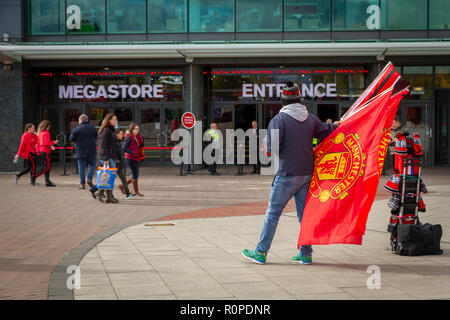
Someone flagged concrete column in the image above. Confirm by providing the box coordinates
[0,62,23,171]
[183,63,204,168]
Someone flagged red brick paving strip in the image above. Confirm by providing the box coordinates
[156,194,389,221]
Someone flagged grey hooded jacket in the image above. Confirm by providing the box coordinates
[264,103,338,176]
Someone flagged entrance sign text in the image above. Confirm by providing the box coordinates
[58,84,164,99]
[242,83,337,98]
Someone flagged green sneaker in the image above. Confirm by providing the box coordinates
[242,249,266,264]
[291,253,312,265]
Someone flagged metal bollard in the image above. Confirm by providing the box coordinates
[177,147,186,176]
[60,146,69,176]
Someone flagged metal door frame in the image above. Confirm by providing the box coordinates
[399,100,434,166]
[137,102,184,165]
[434,89,450,166]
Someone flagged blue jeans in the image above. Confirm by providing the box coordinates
[125,159,139,180]
[77,157,96,184]
[256,175,313,256]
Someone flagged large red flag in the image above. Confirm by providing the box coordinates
[298,63,409,246]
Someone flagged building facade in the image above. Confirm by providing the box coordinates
[1,0,450,170]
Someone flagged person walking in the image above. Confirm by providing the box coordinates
[96,113,120,203]
[33,120,58,187]
[207,122,221,176]
[123,123,144,197]
[250,120,261,174]
[14,123,38,185]
[69,114,98,190]
[242,81,338,265]
[387,117,403,172]
[116,128,136,199]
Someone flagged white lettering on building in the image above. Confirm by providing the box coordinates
[66,5,81,30]
[58,85,165,99]
[366,5,381,30]
[242,83,337,98]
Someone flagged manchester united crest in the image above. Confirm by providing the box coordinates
[310,132,366,202]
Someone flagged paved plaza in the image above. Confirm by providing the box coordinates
[0,166,449,300]
[73,192,450,300]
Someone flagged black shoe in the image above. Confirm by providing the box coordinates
[250,171,257,174]
[30,176,36,186]
[106,190,119,204]
[90,187,97,199]
[110,192,120,203]
[97,190,106,203]
[210,172,221,176]
[45,181,56,187]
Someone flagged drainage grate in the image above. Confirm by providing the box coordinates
[145,223,175,227]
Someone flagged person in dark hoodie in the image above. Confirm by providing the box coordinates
[96,113,120,204]
[242,81,338,265]
[69,114,98,190]
[122,123,144,197]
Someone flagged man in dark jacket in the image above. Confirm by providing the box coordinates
[242,81,338,265]
[69,114,97,189]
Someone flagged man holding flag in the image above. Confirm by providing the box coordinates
[242,81,338,265]
[242,62,409,265]
[297,63,409,248]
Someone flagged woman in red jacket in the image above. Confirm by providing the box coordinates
[33,120,58,187]
[123,123,144,197]
[14,123,38,185]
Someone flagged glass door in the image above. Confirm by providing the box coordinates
[163,107,183,162]
[317,103,339,122]
[401,102,432,165]
[64,107,81,163]
[435,90,450,165]
[88,107,109,128]
[262,103,282,128]
[140,106,163,163]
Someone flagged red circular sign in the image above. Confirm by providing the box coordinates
[181,112,196,129]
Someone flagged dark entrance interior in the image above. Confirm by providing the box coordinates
[317,104,339,122]
[235,104,257,130]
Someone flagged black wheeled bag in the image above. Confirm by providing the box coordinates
[395,223,443,256]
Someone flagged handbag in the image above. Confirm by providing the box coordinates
[95,165,117,190]
[139,147,146,161]
[395,223,443,256]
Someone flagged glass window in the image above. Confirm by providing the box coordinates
[333,0,379,31]
[211,106,233,132]
[430,0,450,30]
[114,108,134,128]
[89,107,109,127]
[107,0,146,33]
[236,0,282,32]
[435,66,450,89]
[189,0,234,32]
[67,0,105,34]
[402,66,433,100]
[284,0,330,31]
[149,0,187,33]
[381,0,427,30]
[29,0,65,34]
